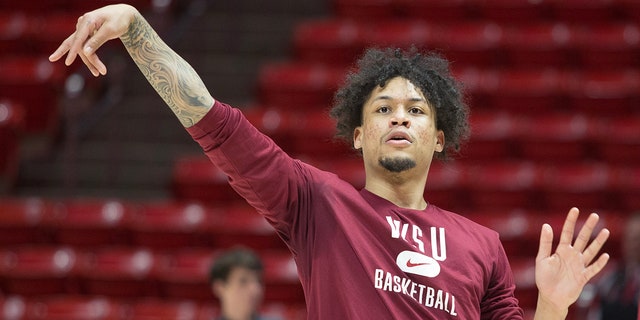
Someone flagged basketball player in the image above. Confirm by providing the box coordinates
[49,4,610,319]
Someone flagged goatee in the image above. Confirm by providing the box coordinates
[379,157,416,173]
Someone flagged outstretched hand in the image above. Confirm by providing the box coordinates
[534,207,610,318]
[48,4,137,76]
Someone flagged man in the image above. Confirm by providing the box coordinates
[209,248,279,320]
[49,4,610,319]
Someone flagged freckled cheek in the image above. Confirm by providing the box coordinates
[362,124,384,143]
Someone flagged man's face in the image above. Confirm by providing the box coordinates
[213,267,264,318]
[353,76,444,175]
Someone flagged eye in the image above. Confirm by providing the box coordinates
[409,107,424,114]
[377,106,390,113]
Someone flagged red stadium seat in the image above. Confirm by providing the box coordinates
[0,197,51,245]
[510,258,538,309]
[287,110,352,159]
[471,0,553,24]
[0,295,28,320]
[619,0,640,20]
[0,13,29,54]
[0,246,79,295]
[325,158,367,189]
[333,0,394,19]
[261,251,304,303]
[293,19,367,66]
[549,0,621,23]
[501,23,573,68]
[129,201,218,249]
[128,298,206,320]
[465,111,516,161]
[44,199,134,247]
[466,162,543,210]
[486,69,565,113]
[0,56,66,134]
[450,67,496,107]
[466,209,564,256]
[541,163,612,211]
[572,23,640,69]
[424,162,467,209]
[363,20,435,51]
[206,204,284,250]
[515,113,593,162]
[257,63,346,110]
[595,116,640,164]
[564,70,640,115]
[611,166,640,211]
[261,302,307,320]
[0,0,70,13]
[244,106,296,154]
[24,295,124,320]
[77,247,157,297]
[171,155,244,203]
[433,22,503,68]
[154,249,218,300]
[393,0,472,22]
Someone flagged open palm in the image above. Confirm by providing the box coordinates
[535,208,610,312]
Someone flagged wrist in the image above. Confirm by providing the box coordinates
[534,294,568,320]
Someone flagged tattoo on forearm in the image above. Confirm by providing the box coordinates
[121,13,213,127]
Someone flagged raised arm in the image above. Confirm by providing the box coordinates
[533,208,610,319]
[49,4,213,127]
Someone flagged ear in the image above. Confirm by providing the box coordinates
[353,126,363,150]
[435,130,445,153]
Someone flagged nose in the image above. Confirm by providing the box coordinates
[390,108,410,128]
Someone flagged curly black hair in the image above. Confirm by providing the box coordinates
[329,47,470,160]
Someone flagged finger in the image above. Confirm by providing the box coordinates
[583,253,610,283]
[536,223,553,262]
[573,212,600,252]
[78,50,100,77]
[87,53,107,75]
[67,14,99,67]
[82,23,110,57]
[559,207,579,246]
[583,227,610,266]
[49,33,75,62]
[82,27,112,75]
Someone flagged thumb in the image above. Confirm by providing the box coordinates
[536,223,553,263]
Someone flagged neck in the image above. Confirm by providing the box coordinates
[364,167,429,210]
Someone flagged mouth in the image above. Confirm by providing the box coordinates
[385,131,412,145]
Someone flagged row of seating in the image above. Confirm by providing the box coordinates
[239,105,640,163]
[293,19,640,68]
[0,196,630,256]
[0,294,307,320]
[0,244,620,316]
[172,155,640,211]
[257,63,640,112]
[0,245,301,302]
[0,198,286,250]
[332,0,640,23]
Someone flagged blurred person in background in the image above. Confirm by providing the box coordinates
[210,248,281,320]
[582,213,640,319]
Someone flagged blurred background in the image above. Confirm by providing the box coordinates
[0,0,638,319]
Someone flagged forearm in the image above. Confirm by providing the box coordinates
[120,10,213,127]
